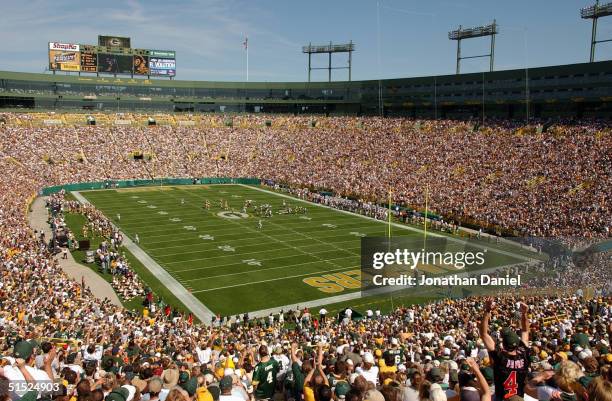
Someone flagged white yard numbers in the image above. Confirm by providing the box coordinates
[322,223,337,228]
[299,216,312,220]
[158,211,168,215]
[170,218,182,222]
[349,232,366,237]
[218,245,235,252]
[199,234,215,240]
[242,259,262,266]
[147,205,157,209]
[130,196,139,199]
[138,200,147,204]
[217,211,249,220]
[183,225,196,231]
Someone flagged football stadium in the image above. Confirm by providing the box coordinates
[0,2,610,401]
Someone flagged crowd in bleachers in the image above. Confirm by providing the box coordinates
[0,114,609,401]
[1,115,609,237]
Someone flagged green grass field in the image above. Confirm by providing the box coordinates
[77,184,532,316]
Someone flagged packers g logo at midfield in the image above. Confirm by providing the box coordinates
[303,269,361,293]
[217,211,249,220]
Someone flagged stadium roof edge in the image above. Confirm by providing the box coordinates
[1,60,611,88]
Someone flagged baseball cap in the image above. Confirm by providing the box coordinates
[427,368,443,382]
[13,341,34,360]
[219,376,233,391]
[335,381,351,399]
[122,385,136,401]
[501,328,520,349]
[181,377,198,396]
[179,371,190,384]
[105,388,130,401]
[480,367,494,384]
[363,352,374,364]
[207,385,220,401]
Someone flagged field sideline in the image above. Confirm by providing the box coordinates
[77,184,531,317]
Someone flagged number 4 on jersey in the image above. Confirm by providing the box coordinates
[503,371,518,399]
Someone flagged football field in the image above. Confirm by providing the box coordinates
[78,184,530,316]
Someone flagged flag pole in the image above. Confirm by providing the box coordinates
[423,183,429,251]
[388,189,392,238]
[246,36,249,82]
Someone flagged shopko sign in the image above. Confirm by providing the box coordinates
[49,42,80,51]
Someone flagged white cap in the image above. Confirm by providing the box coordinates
[432,360,441,367]
[391,338,399,345]
[398,364,406,372]
[122,385,136,401]
[363,352,375,364]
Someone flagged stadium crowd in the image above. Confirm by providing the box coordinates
[1,115,609,237]
[0,114,609,401]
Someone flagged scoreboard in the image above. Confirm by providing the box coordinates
[48,36,176,77]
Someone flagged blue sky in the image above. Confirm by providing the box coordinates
[0,0,610,82]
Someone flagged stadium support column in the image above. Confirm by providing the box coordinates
[349,40,353,82]
[490,20,496,71]
[590,13,598,62]
[456,37,461,74]
[308,43,312,82]
[328,41,332,82]
[581,1,612,63]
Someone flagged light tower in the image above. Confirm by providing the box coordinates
[448,20,499,74]
[581,1,612,62]
[302,41,355,82]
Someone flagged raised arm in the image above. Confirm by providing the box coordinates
[317,345,329,386]
[519,302,529,344]
[466,358,490,401]
[479,299,496,352]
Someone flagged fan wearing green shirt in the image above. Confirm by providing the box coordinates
[251,345,280,400]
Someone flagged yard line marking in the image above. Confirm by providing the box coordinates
[146,233,374,253]
[240,185,534,262]
[182,257,355,282]
[160,243,361,266]
[191,266,357,293]
[174,254,356,274]
[113,217,375,236]
[166,190,349,272]
[73,191,214,323]
[151,235,364,258]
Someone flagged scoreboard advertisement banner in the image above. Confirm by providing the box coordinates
[97,53,133,74]
[48,42,81,71]
[80,51,97,72]
[98,35,131,48]
[133,55,149,75]
[149,57,176,76]
[46,39,176,76]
